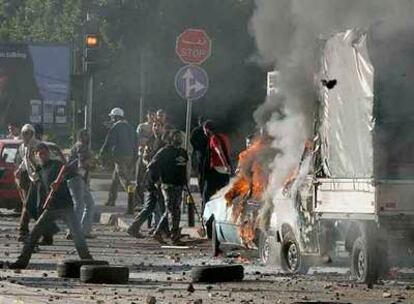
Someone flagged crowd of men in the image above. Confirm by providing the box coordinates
[6,123,94,269]
[2,107,233,268]
[99,107,233,245]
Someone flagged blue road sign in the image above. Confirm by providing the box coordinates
[175,65,209,100]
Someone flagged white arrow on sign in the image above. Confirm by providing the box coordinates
[183,68,205,99]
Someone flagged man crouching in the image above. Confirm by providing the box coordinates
[8,143,92,269]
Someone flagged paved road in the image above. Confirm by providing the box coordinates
[0,178,413,303]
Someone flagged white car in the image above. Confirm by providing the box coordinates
[203,188,263,257]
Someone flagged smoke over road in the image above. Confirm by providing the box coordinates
[249,0,414,228]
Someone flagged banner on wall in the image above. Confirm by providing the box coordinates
[0,43,70,128]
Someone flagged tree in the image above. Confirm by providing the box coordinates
[0,0,84,43]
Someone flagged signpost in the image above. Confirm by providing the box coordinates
[175,64,209,150]
[175,65,209,100]
[176,29,211,65]
[176,28,211,227]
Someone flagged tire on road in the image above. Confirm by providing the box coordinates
[57,259,109,278]
[211,219,221,257]
[191,264,244,283]
[280,231,310,274]
[80,265,129,284]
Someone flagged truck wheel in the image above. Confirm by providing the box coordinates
[211,219,221,257]
[281,231,309,274]
[259,231,280,265]
[350,236,378,284]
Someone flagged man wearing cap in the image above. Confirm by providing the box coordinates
[8,143,92,269]
[15,124,41,241]
[99,107,137,206]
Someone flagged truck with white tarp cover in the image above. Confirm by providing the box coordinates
[260,28,414,284]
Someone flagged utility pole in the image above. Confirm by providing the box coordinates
[185,98,195,227]
[83,11,99,147]
[83,32,100,148]
[139,48,145,124]
[86,74,94,141]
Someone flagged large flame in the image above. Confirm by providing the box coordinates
[225,138,268,204]
[224,137,269,248]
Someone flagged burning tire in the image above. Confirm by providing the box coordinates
[191,265,244,283]
[259,231,281,265]
[281,231,309,274]
[80,265,129,284]
[211,219,221,257]
[57,259,109,278]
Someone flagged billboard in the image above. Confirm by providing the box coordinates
[0,43,70,128]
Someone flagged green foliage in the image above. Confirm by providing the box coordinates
[0,0,83,42]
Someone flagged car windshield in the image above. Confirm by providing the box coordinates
[1,145,18,163]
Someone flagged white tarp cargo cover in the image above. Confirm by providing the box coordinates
[318,29,374,178]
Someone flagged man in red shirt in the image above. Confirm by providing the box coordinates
[202,120,231,210]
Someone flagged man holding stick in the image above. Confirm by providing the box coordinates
[9,143,92,269]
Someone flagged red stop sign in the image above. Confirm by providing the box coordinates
[176,29,211,65]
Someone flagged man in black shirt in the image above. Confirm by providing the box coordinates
[127,121,167,238]
[150,130,188,244]
[190,116,208,192]
[8,143,92,269]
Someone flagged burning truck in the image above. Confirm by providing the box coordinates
[204,27,414,284]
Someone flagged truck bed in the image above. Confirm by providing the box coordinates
[315,178,375,219]
[315,178,414,219]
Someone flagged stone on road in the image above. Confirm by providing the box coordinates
[0,177,412,303]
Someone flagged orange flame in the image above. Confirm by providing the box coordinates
[239,220,256,248]
[224,137,269,248]
[225,137,268,205]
